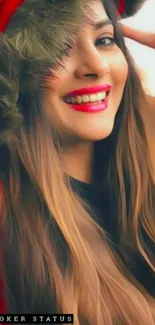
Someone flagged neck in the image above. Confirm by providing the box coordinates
[61,142,94,184]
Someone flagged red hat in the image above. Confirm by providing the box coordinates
[0,0,126,33]
[0,0,24,32]
[118,0,126,15]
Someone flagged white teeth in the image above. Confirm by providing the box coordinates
[65,91,108,104]
[89,94,97,102]
[82,95,90,103]
[97,92,106,100]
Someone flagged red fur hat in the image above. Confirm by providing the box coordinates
[0,0,126,33]
[118,0,126,15]
[0,0,24,32]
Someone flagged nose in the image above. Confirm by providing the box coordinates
[74,46,110,80]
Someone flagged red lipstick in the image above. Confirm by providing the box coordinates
[64,84,111,113]
[65,84,111,97]
[70,100,108,113]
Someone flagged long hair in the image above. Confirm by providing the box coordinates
[0,0,155,324]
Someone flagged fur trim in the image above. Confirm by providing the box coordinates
[0,0,84,144]
[0,35,22,144]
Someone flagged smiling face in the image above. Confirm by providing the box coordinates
[42,0,128,143]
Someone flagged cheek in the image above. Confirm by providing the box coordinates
[46,58,75,93]
[45,70,69,95]
[110,50,128,87]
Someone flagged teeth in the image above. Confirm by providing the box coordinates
[66,98,71,103]
[89,94,97,102]
[65,91,107,104]
[76,96,82,104]
[82,95,90,103]
[71,97,76,103]
[97,92,106,100]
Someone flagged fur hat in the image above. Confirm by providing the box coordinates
[0,0,84,144]
[114,0,145,17]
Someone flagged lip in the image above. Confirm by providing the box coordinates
[69,100,109,113]
[64,84,112,97]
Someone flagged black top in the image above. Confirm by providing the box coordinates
[71,177,155,297]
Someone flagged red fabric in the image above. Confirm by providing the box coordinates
[118,0,126,15]
[0,180,3,197]
[0,254,6,314]
[0,280,6,313]
[0,0,126,32]
[0,0,24,32]
[0,0,126,31]
[0,181,6,314]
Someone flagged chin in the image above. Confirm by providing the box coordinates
[79,119,115,142]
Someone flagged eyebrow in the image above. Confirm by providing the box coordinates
[92,19,113,30]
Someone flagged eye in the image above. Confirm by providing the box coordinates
[95,37,115,47]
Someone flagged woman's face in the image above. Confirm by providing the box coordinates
[42,0,128,142]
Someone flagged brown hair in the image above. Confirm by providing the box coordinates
[0,0,155,323]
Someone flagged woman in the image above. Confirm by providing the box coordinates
[0,0,155,324]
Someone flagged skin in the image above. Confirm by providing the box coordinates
[42,0,128,183]
[122,24,155,48]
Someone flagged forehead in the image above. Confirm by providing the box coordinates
[86,0,109,23]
